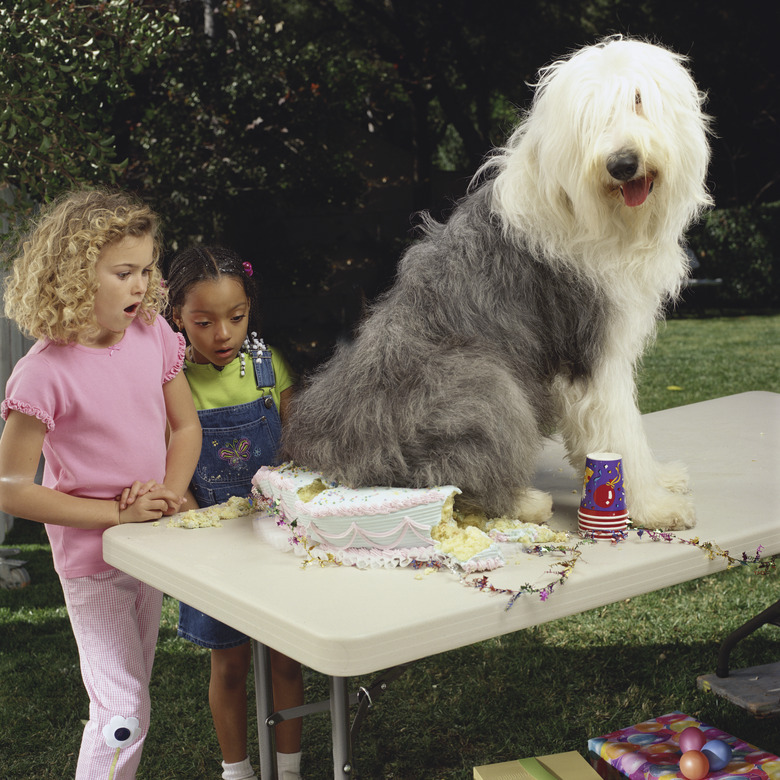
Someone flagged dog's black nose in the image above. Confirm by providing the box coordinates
[607,153,639,181]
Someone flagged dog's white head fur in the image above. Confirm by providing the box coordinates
[483,36,713,289]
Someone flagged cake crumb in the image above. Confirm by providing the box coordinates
[167,495,253,529]
[432,517,492,560]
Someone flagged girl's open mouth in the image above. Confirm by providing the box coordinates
[124,303,140,315]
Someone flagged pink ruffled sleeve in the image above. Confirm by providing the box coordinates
[2,342,59,432]
[162,326,186,384]
[0,398,55,431]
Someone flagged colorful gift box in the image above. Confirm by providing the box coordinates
[474,751,602,779]
[587,711,780,779]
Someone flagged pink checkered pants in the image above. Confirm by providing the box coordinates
[60,569,163,779]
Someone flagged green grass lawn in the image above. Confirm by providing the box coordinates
[1,314,778,779]
[637,313,780,413]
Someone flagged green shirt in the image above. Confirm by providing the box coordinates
[183,347,295,412]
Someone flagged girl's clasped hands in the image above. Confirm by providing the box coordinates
[116,479,186,523]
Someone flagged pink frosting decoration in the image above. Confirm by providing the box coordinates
[306,516,435,549]
[309,545,440,570]
[307,543,504,572]
[459,555,504,573]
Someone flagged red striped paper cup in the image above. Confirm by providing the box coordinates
[578,507,628,540]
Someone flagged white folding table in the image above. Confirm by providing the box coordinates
[103,392,780,778]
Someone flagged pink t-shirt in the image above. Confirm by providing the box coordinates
[1,316,185,578]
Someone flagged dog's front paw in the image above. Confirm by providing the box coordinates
[630,490,696,530]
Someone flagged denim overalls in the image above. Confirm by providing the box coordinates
[190,348,281,506]
[179,348,281,648]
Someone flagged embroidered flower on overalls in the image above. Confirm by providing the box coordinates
[102,715,140,748]
[219,438,251,466]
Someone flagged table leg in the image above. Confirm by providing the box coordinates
[329,675,354,778]
[252,639,278,779]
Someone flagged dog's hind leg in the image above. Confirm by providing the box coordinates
[395,350,549,519]
[280,339,411,487]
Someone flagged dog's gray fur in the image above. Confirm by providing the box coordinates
[282,183,609,517]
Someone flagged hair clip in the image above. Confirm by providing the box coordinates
[242,261,253,277]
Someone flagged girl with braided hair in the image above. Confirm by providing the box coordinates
[166,245,302,780]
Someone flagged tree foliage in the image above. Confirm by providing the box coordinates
[3,0,777,232]
[0,1,182,227]
[1,0,777,344]
[120,0,379,253]
[688,203,779,308]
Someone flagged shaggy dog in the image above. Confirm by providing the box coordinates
[282,36,712,530]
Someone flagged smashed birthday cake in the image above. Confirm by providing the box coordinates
[251,463,567,571]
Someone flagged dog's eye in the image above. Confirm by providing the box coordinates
[635,91,642,105]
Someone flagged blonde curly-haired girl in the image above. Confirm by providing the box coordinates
[4,187,167,343]
[0,187,201,779]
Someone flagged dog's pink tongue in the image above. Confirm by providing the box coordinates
[622,177,652,207]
